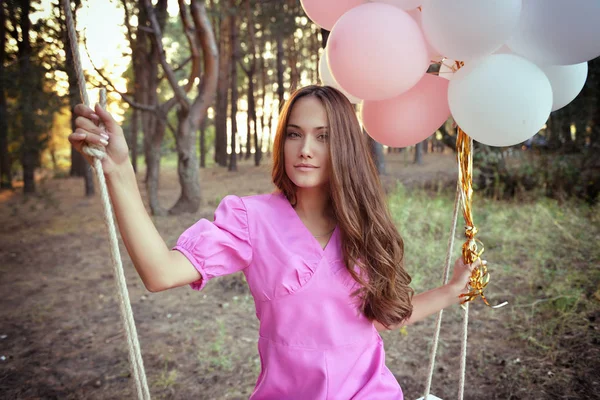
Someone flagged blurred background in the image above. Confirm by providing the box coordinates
[1,1,598,399]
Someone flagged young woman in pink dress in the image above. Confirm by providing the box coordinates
[70,85,481,399]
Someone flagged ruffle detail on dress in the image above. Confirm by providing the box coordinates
[257,257,320,301]
[272,258,319,299]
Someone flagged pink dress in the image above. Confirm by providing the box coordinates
[173,193,403,399]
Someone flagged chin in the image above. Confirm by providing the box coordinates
[290,177,328,189]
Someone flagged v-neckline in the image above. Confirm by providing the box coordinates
[279,192,338,253]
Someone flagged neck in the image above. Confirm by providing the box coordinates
[293,186,331,221]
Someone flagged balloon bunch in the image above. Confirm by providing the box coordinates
[303,0,600,148]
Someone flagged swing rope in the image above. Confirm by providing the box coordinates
[422,184,461,399]
[62,2,151,399]
[422,130,481,400]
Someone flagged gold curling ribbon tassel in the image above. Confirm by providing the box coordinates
[456,127,507,309]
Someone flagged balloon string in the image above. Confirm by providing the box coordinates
[456,127,507,309]
[456,128,486,305]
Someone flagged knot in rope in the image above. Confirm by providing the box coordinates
[464,225,478,239]
[82,143,107,159]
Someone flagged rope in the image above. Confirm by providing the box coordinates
[422,184,461,399]
[456,132,475,400]
[458,302,469,400]
[61,2,151,399]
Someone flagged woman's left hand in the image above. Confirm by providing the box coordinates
[449,257,486,297]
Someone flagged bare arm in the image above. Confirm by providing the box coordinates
[107,163,201,292]
[375,258,484,331]
[70,104,200,292]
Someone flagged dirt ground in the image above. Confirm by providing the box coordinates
[0,152,587,400]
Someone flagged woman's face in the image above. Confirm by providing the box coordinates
[284,96,331,190]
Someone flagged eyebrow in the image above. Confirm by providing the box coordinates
[287,124,329,130]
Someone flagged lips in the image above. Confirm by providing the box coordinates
[295,163,318,168]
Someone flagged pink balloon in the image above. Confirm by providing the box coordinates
[300,0,366,31]
[361,74,450,148]
[375,0,423,11]
[327,3,429,101]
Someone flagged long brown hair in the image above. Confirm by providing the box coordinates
[272,85,413,327]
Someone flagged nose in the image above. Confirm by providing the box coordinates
[299,136,313,159]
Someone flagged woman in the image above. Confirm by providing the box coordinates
[70,85,481,399]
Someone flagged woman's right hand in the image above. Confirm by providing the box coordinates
[68,103,130,176]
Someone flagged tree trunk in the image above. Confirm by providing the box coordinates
[63,7,94,195]
[311,25,319,84]
[245,92,252,160]
[215,10,230,167]
[17,0,35,193]
[414,141,424,165]
[287,36,299,92]
[267,108,274,157]
[131,108,139,173]
[169,0,218,214]
[144,117,166,215]
[242,0,260,166]
[368,133,386,175]
[276,30,285,111]
[0,3,12,189]
[592,59,600,147]
[126,1,150,178]
[0,85,9,188]
[170,107,201,214]
[139,0,168,215]
[141,95,164,215]
[228,0,238,172]
[438,120,457,152]
[259,34,267,158]
[252,80,261,166]
[199,115,207,168]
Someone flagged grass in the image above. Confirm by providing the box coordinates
[153,359,179,399]
[387,184,600,397]
[388,183,599,295]
[197,318,234,372]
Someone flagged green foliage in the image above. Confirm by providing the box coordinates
[387,184,600,393]
[473,148,599,204]
[197,318,234,372]
[4,1,62,177]
[153,359,178,391]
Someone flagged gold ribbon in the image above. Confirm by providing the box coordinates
[456,127,492,306]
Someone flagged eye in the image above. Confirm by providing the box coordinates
[318,133,329,141]
[286,131,300,138]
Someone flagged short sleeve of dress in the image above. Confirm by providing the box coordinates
[172,195,252,290]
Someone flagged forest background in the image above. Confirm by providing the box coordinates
[1,1,599,399]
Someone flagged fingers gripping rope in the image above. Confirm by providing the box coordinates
[61,2,151,399]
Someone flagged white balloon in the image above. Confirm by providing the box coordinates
[448,54,553,147]
[496,44,588,110]
[318,51,361,104]
[374,0,422,10]
[494,45,513,55]
[421,0,522,61]
[406,8,443,62]
[507,0,600,65]
[540,63,588,112]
